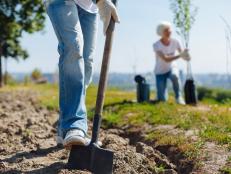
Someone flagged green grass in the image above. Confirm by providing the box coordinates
[1,83,231,154]
[220,167,231,174]
[220,155,231,174]
[146,130,204,160]
[0,83,59,110]
[199,126,231,145]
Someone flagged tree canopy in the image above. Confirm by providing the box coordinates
[170,0,198,48]
[0,0,46,86]
[0,0,46,59]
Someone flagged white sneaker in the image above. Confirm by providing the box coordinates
[63,129,88,148]
[176,97,186,105]
[62,129,102,149]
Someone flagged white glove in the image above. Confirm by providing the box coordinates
[180,49,191,61]
[97,0,120,35]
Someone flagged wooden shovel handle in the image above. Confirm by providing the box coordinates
[91,0,118,143]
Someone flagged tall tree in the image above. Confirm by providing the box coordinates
[0,0,46,87]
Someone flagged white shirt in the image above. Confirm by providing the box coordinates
[74,0,98,14]
[153,39,181,75]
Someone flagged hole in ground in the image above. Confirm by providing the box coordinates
[118,128,195,174]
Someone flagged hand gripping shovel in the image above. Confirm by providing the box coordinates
[67,1,118,173]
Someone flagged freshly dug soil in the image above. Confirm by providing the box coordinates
[0,89,177,174]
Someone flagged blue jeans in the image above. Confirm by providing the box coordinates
[155,70,182,101]
[45,0,98,137]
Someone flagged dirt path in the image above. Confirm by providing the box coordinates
[0,89,178,174]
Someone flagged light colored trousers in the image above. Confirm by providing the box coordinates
[45,0,98,137]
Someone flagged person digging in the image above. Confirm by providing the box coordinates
[44,0,119,148]
[153,21,191,105]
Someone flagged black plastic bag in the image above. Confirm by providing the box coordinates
[184,62,198,105]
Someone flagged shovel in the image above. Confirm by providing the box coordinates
[67,0,118,173]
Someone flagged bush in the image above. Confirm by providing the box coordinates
[31,68,43,81]
[23,75,31,85]
[197,87,231,103]
[3,73,17,86]
[197,87,214,100]
[216,90,231,103]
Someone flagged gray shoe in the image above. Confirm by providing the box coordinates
[57,129,102,149]
[176,97,186,105]
[63,129,88,148]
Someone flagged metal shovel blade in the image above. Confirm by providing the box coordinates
[68,143,114,174]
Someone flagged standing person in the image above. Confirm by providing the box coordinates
[44,0,119,148]
[153,21,190,104]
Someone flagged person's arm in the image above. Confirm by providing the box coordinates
[156,51,180,63]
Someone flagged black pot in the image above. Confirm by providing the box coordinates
[184,79,198,105]
[136,83,150,103]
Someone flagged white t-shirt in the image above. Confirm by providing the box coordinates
[74,0,98,13]
[153,39,181,75]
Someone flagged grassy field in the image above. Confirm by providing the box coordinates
[1,83,231,171]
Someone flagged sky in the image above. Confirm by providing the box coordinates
[4,0,231,75]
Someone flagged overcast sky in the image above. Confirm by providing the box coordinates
[5,0,231,75]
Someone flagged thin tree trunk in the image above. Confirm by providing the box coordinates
[4,58,7,85]
[0,46,3,87]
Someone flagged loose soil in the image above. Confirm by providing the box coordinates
[0,89,230,174]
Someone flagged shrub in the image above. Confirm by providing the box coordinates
[197,86,231,103]
[31,68,43,81]
[3,73,17,86]
[197,87,214,100]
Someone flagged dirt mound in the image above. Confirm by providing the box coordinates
[0,89,177,174]
[102,133,177,174]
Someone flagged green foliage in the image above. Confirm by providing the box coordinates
[3,72,17,85]
[0,0,46,59]
[23,75,31,85]
[170,0,198,48]
[0,0,46,87]
[31,68,43,81]
[220,167,231,174]
[197,87,214,100]
[154,165,165,173]
[199,126,231,145]
[216,91,231,103]
[198,87,231,104]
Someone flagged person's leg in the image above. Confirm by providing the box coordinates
[46,0,87,139]
[78,6,98,90]
[155,73,168,101]
[169,69,185,104]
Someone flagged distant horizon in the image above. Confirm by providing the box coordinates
[10,71,231,90]
[8,71,231,76]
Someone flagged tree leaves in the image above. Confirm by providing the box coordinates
[170,0,198,48]
[0,0,46,59]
